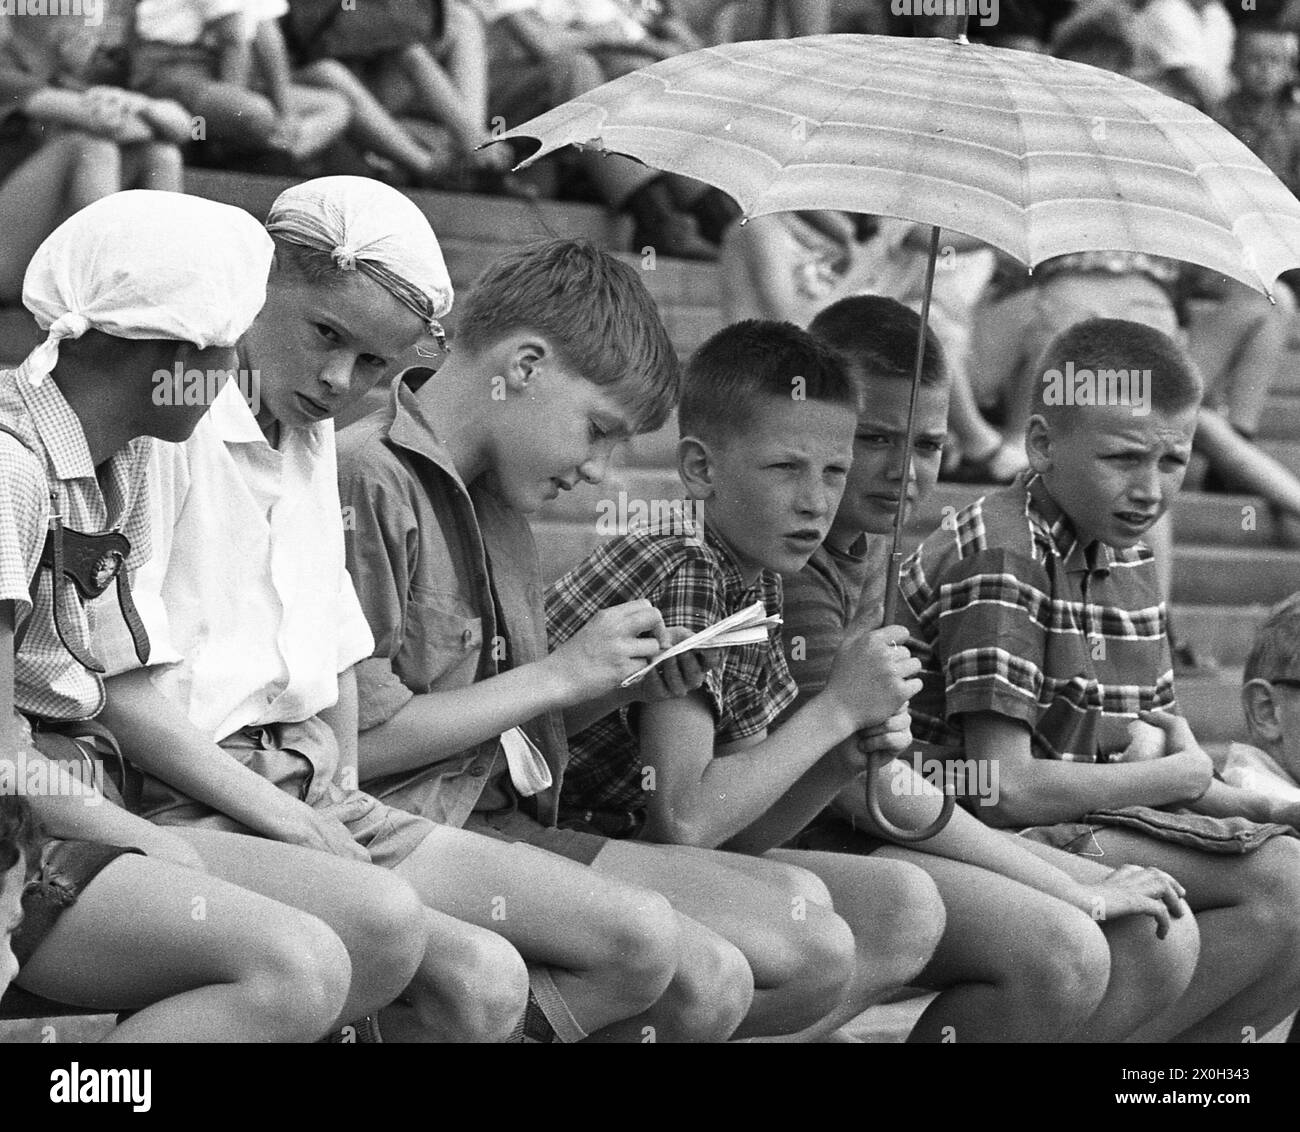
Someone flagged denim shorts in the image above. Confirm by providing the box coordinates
[12,839,144,966]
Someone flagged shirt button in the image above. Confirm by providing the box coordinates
[469,763,487,778]
[461,629,474,647]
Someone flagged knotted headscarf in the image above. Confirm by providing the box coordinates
[19,190,275,386]
[264,176,454,340]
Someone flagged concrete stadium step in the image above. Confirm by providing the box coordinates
[1256,391,1300,439]
[185,169,618,248]
[1171,545,1300,605]
[1178,667,1248,744]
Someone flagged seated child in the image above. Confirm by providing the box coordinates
[0,6,189,300]
[95,184,706,1044]
[1221,592,1300,815]
[1,189,423,1041]
[781,295,1198,1042]
[131,0,351,166]
[898,316,1300,1042]
[543,317,954,1037]
[337,240,882,1042]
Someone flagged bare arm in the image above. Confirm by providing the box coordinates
[251,18,295,115]
[100,669,366,860]
[962,711,1214,828]
[319,666,359,789]
[358,600,669,779]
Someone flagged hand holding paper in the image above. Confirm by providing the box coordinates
[620,601,781,687]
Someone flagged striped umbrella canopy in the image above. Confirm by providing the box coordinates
[499,33,1300,296]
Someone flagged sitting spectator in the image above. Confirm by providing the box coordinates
[469,0,717,256]
[1132,0,1236,111]
[131,0,352,167]
[0,6,186,302]
[286,0,522,191]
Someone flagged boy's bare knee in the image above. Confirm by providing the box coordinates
[353,874,427,990]
[763,859,834,908]
[411,930,528,1042]
[1019,912,1110,1026]
[869,866,946,989]
[657,932,754,1042]
[248,913,353,1040]
[1240,840,1300,950]
[601,890,680,1012]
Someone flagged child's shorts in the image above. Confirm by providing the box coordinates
[140,716,435,870]
[12,839,144,966]
[464,806,606,867]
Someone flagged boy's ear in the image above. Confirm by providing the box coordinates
[678,435,715,498]
[1025,413,1054,474]
[496,337,548,397]
[1242,679,1285,745]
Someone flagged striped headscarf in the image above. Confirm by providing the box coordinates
[265,176,454,341]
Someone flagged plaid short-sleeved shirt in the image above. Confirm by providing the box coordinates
[0,363,152,721]
[545,521,797,814]
[900,471,1175,762]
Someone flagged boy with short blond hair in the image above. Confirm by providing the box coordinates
[899,316,1300,1042]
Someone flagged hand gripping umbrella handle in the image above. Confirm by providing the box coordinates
[863,749,956,843]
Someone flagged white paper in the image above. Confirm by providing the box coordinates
[620,600,781,687]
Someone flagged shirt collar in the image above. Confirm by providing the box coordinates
[702,522,776,607]
[386,367,470,489]
[1024,471,1118,576]
[208,380,326,452]
[14,359,96,481]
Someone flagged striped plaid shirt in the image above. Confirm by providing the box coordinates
[546,521,796,815]
[0,363,152,721]
[900,471,1175,762]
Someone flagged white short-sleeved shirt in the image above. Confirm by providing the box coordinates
[136,0,287,46]
[92,382,374,743]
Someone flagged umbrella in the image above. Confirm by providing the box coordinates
[491,32,1300,841]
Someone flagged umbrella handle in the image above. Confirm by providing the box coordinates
[863,750,956,842]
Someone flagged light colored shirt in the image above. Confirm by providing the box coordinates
[135,0,286,46]
[0,362,152,721]
[93,382,373,742]
[1132,0,1235,104]
[1221,741,1300,804]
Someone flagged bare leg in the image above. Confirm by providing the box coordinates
[297,59,443,177]
[121,141,184,193]
[17,855,351,1042]
[1187,280,1294,436]
[591,840,858,1038]
[0,133,116,301]
[393,825,679,1036]
[283,83,353,159]
[175,829,426,1028]
[1020,828,1300,1042]
[585,912,755,1042]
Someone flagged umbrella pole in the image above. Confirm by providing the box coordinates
[865,224,956,843]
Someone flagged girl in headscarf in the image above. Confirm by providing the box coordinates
[1,188,432,1040]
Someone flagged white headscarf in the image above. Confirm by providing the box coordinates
[264,176,454,338]
[20,190,274,386]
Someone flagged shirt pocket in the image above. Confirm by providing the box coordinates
[403,584,484,689]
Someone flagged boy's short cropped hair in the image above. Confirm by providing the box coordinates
[808,295,948,392]
[0,794,37,880]
[679,319,856,445]
[455,239,681,434]
[1032,317,1204,426]
[1244,592,1300,684]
